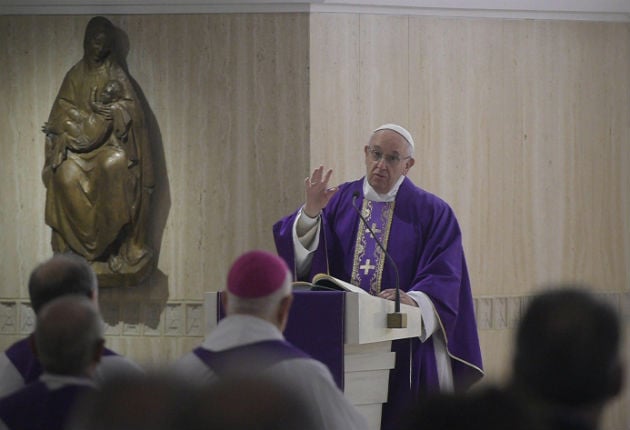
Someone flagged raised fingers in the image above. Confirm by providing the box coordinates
[309,165,324,185]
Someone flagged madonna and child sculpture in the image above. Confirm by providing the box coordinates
[42,16,155,287]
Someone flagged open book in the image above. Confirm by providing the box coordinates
[292,273,369,295]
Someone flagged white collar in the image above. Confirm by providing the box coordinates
[362,175,405,202]
[40,373,96,390]
[202,314,284,351]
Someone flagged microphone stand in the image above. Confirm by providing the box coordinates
[352,193,407,328]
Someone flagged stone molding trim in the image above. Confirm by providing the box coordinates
[1,291,628,337]
[474,291,630,331]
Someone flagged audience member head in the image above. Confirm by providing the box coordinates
[34,295,104,377]
[28,253,97,315]
[69,372,316,430]
[222,250,292,330]
[511,285,624,408]
[68,372,200,430]
[187,374,317,430]
[400,387,534,430]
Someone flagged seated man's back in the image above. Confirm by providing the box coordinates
[174,250,368,430]
[0,254,142,399]
[0,374,95,430]
[0,296,103,430]
[0,337,141,398]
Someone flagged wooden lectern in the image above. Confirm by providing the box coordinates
[204,290,422,430]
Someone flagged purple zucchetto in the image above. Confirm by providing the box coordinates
[227,250,291,298]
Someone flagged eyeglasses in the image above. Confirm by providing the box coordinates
[367,147,411,166]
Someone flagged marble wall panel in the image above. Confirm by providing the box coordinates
[408,18,507,295]
[308,16,629,427]
[1,13,629,428]
[309,14,630,297]
[309,13,363,183]
[0,12,309,363]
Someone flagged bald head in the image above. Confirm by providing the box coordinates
[35,295,104,376]
[28,254,97,314]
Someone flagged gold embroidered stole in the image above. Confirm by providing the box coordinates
[350,200,395,295]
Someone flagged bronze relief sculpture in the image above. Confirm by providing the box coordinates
[42,16,154,287]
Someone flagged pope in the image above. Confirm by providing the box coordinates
[273,123,484,430]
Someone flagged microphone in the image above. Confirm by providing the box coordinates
[351,192,407,328]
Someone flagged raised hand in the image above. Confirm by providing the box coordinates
[303,165,338,217]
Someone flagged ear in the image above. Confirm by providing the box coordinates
[404,157,415,174]
[93,339,105,364]
[90,289,99,307]
[220,290,229,312]
[277,294,293,332]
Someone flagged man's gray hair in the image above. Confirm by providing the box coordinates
[28,253,97,314]
[35,295,104,376]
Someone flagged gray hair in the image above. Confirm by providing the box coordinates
[28,253,97,314]
[35,295,104,376]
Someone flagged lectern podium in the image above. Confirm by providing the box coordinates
[204,290,422,430]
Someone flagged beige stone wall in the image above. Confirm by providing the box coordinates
[0,12,628,428]
[311,15,630,297]
[309,15,629,428]
[0,13,310,363]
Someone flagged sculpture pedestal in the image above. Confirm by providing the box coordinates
[93,249,154,287]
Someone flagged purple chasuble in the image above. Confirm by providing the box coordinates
[6,336,119,385]
[0,380,94,430]
[273,176,484,430]
[193,340,310,377]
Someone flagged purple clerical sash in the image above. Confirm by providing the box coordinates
[0,381,94,430]
[193,340,310,377]
[351,200,395,294]
[5,337,41,385]
[6,336,120,385]
[216,291,346,390]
